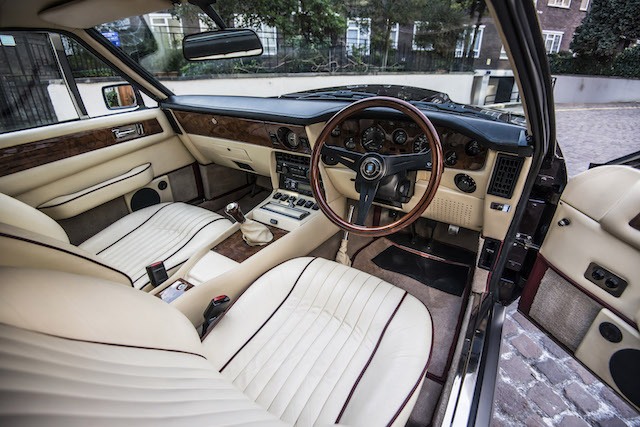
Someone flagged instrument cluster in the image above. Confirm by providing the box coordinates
[326,119,488,171]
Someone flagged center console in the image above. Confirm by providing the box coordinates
[253,152,320,231]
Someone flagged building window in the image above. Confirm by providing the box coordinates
[234,16,277,56]
[412,21,434,51]
[542,31,563,53]
[548,0,571,8]
[389,23,399,50]
[455,25,485,58]
[499,46,508,60]
[580,0,590,10]
[346,18,371,55]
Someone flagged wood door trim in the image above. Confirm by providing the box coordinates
[0,118,163,177]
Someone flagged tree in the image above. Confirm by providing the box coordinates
[412,0,469,66]
[571,0,640,59]
[362,0,420,69]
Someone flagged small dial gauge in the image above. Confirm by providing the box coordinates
[413,134,429,153]
[465,140,481,156]
[344,137,356,150]
[362,126,385,152]
[331,126,341,137]
[392,129,408,145]
[413,134,433,169]
[445,150,458,166]
[286,131,300,148]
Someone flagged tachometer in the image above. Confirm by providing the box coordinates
[362,126,385,152]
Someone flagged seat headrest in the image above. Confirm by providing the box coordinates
[0,193,69,243]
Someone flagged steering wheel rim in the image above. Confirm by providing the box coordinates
[310,96,444,237]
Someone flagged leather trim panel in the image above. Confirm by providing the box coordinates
[0,118,162,177]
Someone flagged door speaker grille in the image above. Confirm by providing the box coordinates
[488,154,524,199]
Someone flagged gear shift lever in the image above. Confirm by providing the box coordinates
[225,202,246,224]
[224,202,273,246]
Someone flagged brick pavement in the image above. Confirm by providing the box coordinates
[491,103,640,426]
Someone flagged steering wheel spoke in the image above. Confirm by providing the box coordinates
[384,151,432,177]
[310,96,443,237]
[321,144,362,172]
[354,179,380,226]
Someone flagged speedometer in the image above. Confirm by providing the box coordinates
[362,126,385,152]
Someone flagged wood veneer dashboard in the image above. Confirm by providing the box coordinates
[172,110,311,155]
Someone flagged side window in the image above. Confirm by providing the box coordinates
[0,32,79,133]
[0,31,155,134]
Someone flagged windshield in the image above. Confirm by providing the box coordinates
[94,0,523,121]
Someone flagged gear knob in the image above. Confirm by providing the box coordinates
[225,202,246,224]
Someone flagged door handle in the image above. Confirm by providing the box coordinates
[112,123,143,141]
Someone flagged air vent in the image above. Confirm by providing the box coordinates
[488,154,524,199]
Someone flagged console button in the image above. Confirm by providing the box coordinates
[304,200,314,208]
[289,196,297,202]
[296,199,306,206]
[279,194,289,201]
[311,203,319,210]
[273,192,282,199]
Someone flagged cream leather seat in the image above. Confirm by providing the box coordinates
[0,193,232,289]
[0,257,433,426]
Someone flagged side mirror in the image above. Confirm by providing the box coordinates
[102,84,138,110]
[183,29,263,61]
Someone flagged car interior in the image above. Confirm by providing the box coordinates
[0,0,638,425]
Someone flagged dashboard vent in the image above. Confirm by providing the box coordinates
[488,154,524,199]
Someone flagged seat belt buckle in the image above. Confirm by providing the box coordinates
[146,261,168,287]
[201,295,230,338]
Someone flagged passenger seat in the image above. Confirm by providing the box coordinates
[0,194,232,289]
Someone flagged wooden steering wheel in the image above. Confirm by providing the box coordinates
[310,96,444,237]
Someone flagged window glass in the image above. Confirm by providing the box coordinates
[548,0,572,7]
[0,31,152,134]
[0,32,78,133]
[542,31,563,54]
[346,18,371,55]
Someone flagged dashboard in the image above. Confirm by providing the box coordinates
[325,119,488,171]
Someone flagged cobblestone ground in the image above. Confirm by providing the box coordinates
[491,103,640,426]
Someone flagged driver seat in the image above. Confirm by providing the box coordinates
[0,257,433,426]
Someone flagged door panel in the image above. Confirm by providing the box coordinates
[521,165,640,410]
[0,109,195,212]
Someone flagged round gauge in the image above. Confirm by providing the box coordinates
[445,150,458,166]
[331,126,341,137]
[392,129,408,145]
[465,140,481,156]
[286,131,300,148]
[361,126,385,152]
[413,134,429,153]
[344,137,356,150]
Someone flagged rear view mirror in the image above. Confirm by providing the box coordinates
[183,29,263,61]
[102,84,137,109]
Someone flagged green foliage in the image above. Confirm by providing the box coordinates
[612,45,640,78]
[571,0,640,59]
[548,45,640,78]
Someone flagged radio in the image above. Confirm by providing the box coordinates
[276,152,312,196]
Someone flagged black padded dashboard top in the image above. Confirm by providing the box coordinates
[162,95,532,155]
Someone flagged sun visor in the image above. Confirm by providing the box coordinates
[39,0,173,29]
